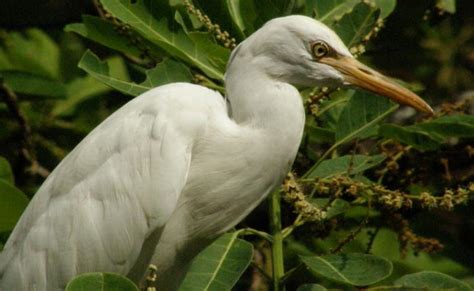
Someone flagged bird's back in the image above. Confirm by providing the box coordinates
[0,83,228,291]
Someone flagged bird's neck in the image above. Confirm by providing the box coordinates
[225,63,305,141]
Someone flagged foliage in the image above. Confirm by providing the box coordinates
[0,0,473,290]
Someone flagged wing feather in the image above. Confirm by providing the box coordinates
[0,83,225,291]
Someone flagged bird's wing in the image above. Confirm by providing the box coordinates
[0,83,226,290]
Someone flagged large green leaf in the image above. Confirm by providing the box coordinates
[336,91,397,142]
[373,0,397,19]
[0,156,14,184]
[379,114,474,151]
[65,272,139,291]
[78,50,192,97]
[394,271,471,291]
[297,284,328,291]
[0,71,66,100]
[0,29,60,79]
[416,114,474,138]
[0,180,29,232]
[301,253,393,286]
[225,0,249,37]
[100,0,228,80]
[333,2,380,48]
[306,154,386,179]
[52,56,128,117]
[306,0,359,25]
[65,15,160,59]
[180,232,253,291]
[379,124,441,151]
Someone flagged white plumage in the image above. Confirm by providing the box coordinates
[0,15,431,291]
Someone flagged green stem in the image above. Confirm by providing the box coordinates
[237,227,273,243]
[270,189,285,291]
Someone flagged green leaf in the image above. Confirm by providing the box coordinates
[306,0,359,25]
[307,154,386,179]
[416,114,474,139]
[0,71,67,100]
[100,0,228,80]
[379,124,441,151]
[306,125,335,144]
[373,0,397,19]
[436,0,456,14]
[336,91,397,142]
[333,3,380,48]
[379,115,474,151]
[65,16,152,59]
[78,51,192,96]
[311,198,350,219]
[53,55,128,116]
[394,271,471,291]
[301,253,393,286]
[297,284,328,291]
[0,156,14,184]
[65,272,139,291]
[180,232,253,291]
[0,180,29,232]
[0,29,60,79]
[225,0,248,37]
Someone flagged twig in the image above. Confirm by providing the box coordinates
[0,81,49,178]
[365,226,380,254]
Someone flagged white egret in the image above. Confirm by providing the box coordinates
[0,15,432,291]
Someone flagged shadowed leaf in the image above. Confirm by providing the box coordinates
[307,154,386,179]
[0,180,29,232]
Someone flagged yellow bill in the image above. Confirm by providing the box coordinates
[320,55,434,115]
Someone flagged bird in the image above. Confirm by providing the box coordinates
[0,15,433,291]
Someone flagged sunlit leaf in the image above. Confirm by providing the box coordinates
[0,180,29,232]
[78,50,192,96]
[100,0,229,80]
[436,0,456,14]
[301,253,393,286]
[180,233,253,291]
[394,271,471,291]
[373,0,397,19]
[66,272,139,291]
[306,0,359,25]
[297,284,328,291]
[307,154,386,179]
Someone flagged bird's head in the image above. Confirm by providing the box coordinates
[228,15,433,114]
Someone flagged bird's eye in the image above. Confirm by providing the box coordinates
[311,41,329,58]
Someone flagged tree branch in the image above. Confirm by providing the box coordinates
[0,81,50,178]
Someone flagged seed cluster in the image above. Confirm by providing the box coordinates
[184,0,237,49]
[282,173,326,222]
